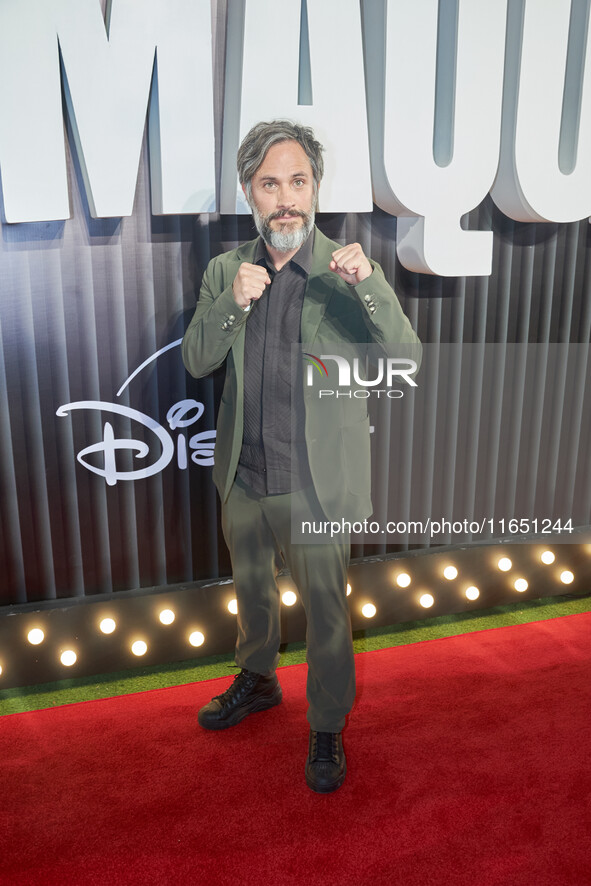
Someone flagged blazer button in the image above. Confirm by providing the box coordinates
[364,294,372,303]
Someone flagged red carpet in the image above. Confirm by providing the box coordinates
[1,614,590,886]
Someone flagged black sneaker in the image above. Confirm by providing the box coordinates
[197,669,282,730]
[305,730,347,793]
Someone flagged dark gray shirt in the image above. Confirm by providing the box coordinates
[237,231,314,495]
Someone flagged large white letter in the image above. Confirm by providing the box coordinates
[0,0,215,222]
[491,0,591,223]
[0,0,70,221]
[367,0,507,277]
[220,0,372,214]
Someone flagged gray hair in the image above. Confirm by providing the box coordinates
[237,120,324,196]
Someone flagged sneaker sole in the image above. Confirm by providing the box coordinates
[198,686,282,731]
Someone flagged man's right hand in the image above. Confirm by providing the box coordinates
[232,262,271,309]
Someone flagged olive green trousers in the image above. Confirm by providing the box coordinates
[221,476,355,733]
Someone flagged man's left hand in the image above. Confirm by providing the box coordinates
[329,243,373,285]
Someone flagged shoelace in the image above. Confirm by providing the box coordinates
[312,731,338,762]
[213,669,257,703]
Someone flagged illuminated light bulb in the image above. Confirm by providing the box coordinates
[282,591,297,607]
[514,578,528,592]
[99,618,116,634]
[443,565,458,580]
[227,599,238,615]
[0,664,3,676]
[27,629,44,646]
[361,603,377,618]
[189,631,205,647]
[497,557,512,572]
[465,586,480,601]
[159,609,175,625]
[396,573,411,588]
[60,650,77,667]
[560,570,574,584]
[131,640,148,656]
[541,550,555,565]
[346,583,352,596]
[419,594,435,608]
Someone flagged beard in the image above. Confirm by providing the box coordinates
[250,202,316,252]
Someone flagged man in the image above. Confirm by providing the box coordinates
[182,120,421,793]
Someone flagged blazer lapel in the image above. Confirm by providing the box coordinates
[230,238,259,382]
[301,228,339,344]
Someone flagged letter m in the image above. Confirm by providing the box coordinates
[0,0,214,222]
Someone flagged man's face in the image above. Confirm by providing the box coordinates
[244,140,316,252]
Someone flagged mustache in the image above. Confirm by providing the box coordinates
[267,209,308,221]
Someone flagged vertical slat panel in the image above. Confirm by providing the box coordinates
[416,292,442,549]
[0,313,27,602]
[460,202,490,540]
[5,248,57,598]
[29,245,86,597]
[440,280,464,543]
[519,227,558,515]
[481,217,514,526]
[539,223,580,517]
[502,233,534,519]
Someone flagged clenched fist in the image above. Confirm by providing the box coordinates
[232,262,271,309]
[329,243,372,285]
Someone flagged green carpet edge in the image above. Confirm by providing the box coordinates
[1,593,590,716]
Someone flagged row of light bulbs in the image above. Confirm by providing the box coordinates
[387,551,574,611]
[0,549,576,678]
[13,609,207,675]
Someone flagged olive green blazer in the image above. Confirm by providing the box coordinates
[182,228,421,521]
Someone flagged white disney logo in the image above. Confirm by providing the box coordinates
[56,340,215,486]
